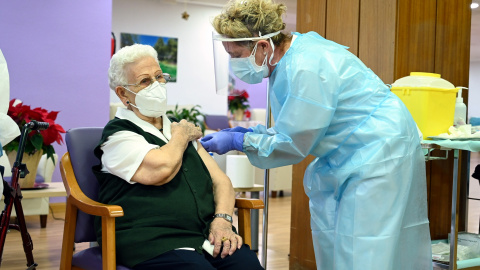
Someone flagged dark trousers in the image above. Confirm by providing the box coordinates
[133,244,264,270]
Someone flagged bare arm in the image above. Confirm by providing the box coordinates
[130,119,202,186]
[196,143,242,258]
[198,144,235,216]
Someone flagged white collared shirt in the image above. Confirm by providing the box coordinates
[100,107,197,183]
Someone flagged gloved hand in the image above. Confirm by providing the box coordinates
[200,132,244,154]
[220,126,253,133]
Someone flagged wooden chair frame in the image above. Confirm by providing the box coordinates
[59,152,264,270]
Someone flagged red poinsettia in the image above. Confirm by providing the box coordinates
[228,89,250,114]
[3,99,66,163]
[245,109,251,119]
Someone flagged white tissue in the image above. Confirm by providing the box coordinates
[437,124,480,139]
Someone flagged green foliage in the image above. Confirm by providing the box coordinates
[166,105,206,133]
[120,33,139,47]
[155,38,178,63]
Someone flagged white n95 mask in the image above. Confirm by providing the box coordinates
[125,81,167,118]
[230,42,269,84]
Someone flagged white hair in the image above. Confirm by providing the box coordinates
[108,44,158,90]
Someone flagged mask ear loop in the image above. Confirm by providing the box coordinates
[250,41,259,57]
[262,50,268,67]
[250,41,268,68]
[268,38,278,66]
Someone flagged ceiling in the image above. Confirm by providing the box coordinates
[175,0,479,62]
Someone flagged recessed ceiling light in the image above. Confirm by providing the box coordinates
[472,2,479,9]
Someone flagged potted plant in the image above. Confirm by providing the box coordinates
[228,89,250,121]
[3,99,66,188]
[166,104,206,133]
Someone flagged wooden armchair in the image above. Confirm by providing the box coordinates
[59,127,264,270]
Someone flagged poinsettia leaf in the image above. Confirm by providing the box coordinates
[5,99,66,161]
[30,133,44,151]
[44,145,56,165]
[46,110,59,121]
[24,140,37,155]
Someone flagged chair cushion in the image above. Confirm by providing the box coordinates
[72,247,132,270]
[205,115,230,130]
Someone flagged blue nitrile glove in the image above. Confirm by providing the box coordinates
[200,132,244,154]
[220,126,253,133]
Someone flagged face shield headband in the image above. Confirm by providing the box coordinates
[212,31,281,42]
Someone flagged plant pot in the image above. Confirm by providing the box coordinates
[6,150,43,189]
[233,109,245,121]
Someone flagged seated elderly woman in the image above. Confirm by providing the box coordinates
[92,44,263,270]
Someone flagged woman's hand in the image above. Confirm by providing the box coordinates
[171,119,202,142]
[208,218,243,258]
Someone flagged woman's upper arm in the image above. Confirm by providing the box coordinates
[196,141,229,186]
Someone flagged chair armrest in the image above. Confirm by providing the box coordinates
[235,198,264,209]
[60,152,123,218]
[69,193,124,218]
[234,198,264,247]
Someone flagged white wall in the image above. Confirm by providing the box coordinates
[112,0,227,115]
[470,61,480,119]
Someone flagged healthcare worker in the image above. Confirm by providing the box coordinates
[201,0,433,269]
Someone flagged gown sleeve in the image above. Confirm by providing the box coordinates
[244,56,342,169]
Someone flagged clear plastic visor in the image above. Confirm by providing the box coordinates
[212,31,280,96]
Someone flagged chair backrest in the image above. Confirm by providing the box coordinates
[204,115,230,130]
[65,127,104,243]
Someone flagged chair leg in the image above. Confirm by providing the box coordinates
[40,215,47,228]
[102,216,117,270]
[60,201,77,270]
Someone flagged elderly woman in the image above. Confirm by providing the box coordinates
[92,44,263,270]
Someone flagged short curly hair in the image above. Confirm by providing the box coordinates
[108,44,158,91]
[212,0,288,46]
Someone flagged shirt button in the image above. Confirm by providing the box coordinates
[183,167,188,172]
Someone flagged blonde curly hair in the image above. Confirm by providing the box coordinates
[212,0,289,46]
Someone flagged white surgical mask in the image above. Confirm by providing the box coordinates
[229,36,279,84]
[230,42,269,84]
[125,81,167,118]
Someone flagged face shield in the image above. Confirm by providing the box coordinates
[212,31,280,96]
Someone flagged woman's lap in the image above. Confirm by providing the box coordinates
[133,244,263,270]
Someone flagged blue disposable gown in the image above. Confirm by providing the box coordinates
[243,32,432,269]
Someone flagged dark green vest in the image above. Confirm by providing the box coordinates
[93,118,215,268]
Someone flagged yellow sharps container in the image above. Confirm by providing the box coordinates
[391,72,459,139]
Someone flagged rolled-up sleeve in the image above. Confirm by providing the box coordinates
[101,131,158,183]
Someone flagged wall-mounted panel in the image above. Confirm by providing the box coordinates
[394,0,437,80]
[429,0,472,240]
[326,0,360,56]
[358,0,396,83]
[296,0,327,35]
